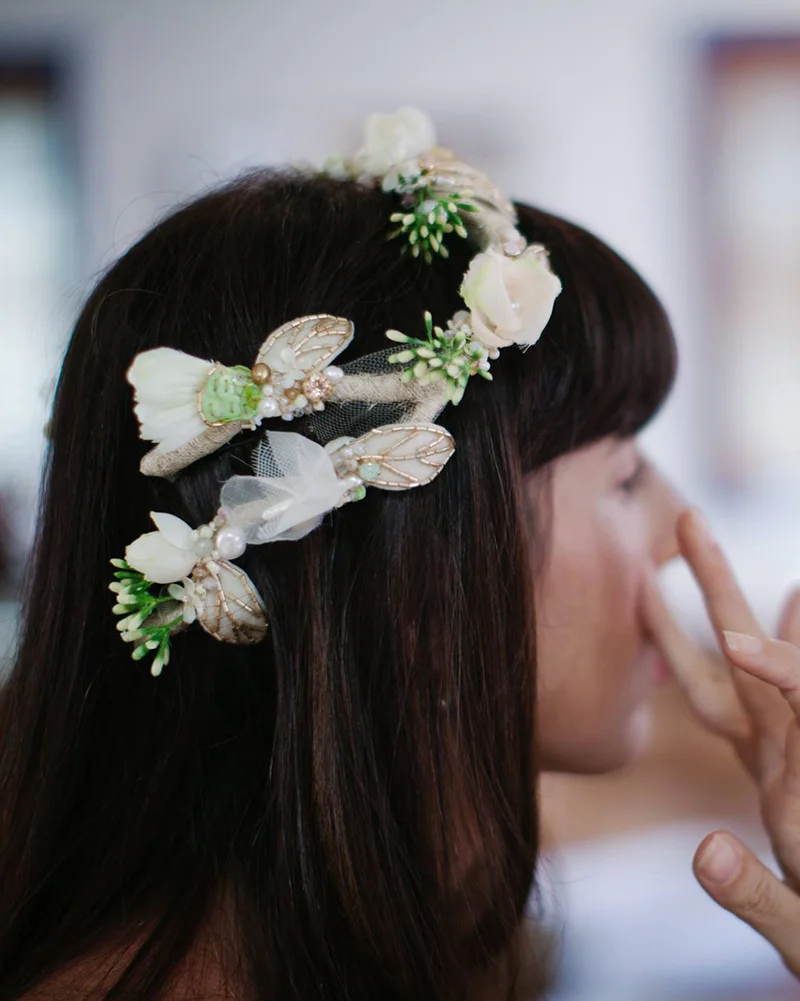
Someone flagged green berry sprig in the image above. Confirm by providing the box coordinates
[388,169,475,263]
[109,559,183,676]
[387,311,494,405]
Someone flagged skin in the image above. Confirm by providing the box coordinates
[642,510,800,976]
[23,459,800,995]
[533,435,684,773]
[536,469,800,977]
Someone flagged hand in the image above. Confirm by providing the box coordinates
[642,509,800,977]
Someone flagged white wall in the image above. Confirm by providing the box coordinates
[3,0,800,632]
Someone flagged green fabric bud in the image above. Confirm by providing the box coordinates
[201,365,261,424]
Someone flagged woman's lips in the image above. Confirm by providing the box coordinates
[652,653,671,685]
[640,645,671,686]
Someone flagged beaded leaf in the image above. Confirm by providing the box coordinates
[341,424,455,491]
[255,314,354,373]
[192,559,268,645]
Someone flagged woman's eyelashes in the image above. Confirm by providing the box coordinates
[618,457,648,496]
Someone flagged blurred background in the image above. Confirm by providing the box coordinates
[1,0,800,997]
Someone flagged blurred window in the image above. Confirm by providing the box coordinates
[703,38,800,494]
[0,59,74,599]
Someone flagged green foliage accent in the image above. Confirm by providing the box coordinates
[109,560,183,676]
[388,169,475,264]
[201,365,261,424]
[387,312,493,405]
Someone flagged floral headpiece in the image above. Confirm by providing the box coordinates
[112,108,562,675]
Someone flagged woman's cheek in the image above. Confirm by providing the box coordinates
[628,701,655,754]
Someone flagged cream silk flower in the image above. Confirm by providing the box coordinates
[460,245,562,350]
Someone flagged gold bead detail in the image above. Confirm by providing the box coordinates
[251,363,271,385]
[284,386,300,402]
[302,374,332,404]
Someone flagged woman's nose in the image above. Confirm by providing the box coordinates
[648,469,686,567]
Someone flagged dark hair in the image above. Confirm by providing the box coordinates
[0,171,675,1000]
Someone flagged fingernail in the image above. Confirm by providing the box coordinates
[696,833,742,884]
[723,631,763,656]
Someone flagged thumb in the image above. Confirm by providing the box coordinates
[694,830,800,976]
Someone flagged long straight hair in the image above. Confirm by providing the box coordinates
[0,172,676,1000]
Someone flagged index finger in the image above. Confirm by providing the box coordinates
[678,510,764,641]
[679,509,785,754]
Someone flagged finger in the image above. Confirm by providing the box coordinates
[722,632,800,721]
[778,587,800,647]
[680,510,787,748]
[784,719,800,800]
[694,830,800,977]
[755,721,800,888]
[769,720,800,886]
[678,510,764,639]
[641,571,752,744]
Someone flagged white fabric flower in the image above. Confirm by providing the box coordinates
[321,154,353,181]
[271,347,306,387]
[127,347,212,453]
[459,245,562,350]
[355,107,436,178]
[125,512,199,584]
[168,578,198,624]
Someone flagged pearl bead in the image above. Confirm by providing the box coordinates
[214,526,247,560]
[251,362,271,385]
[502,231,526,257]
[342,474,363,490]
[258,397,280,418]
[324,365,344,383]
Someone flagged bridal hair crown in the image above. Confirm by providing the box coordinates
[112,107,562,675]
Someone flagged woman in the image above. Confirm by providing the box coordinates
[0,110,798,999]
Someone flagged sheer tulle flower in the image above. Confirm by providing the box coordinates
[222,431,352,544]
